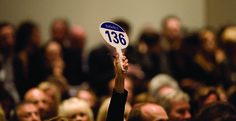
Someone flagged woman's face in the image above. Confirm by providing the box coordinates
[30,27,41,48]
[69,108,89,121]
[200,31,216,54]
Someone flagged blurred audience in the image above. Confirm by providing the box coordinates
[193,29,227,87]
[193,101,236,121]
[2,14,236,121]
[0,103,6,121]
[15,21,42,95]
[64,25,88,85]
[0,22,23,105]
[191,86,221,116]
[15,21,41,77]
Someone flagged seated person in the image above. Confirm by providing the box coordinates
[58,97,94,121]
[10,101,41,121]
[193,101,236,121]
[127,103,169,121]
[106,52,169,121]
[24,88,50,120]
[159,89,191,121]
[106,52,129,121]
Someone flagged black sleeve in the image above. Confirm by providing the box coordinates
[106,89,128,121]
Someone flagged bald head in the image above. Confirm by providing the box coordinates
[24,88,49,120]
[128,103,168,121]
[70,25,86,50]
[141,103,168,121]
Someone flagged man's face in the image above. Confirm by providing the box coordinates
[169,100,191,121]
[25,90,49,119]
[51,21,67,43]
[17,103,41,121]
[0,25,14,50]
[141,104,169,121]
[164,18,181,41]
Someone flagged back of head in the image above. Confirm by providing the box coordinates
[194,101,236,121]
[139,30,160,46]
[127,103,146,121]
[128,103,168,121]
[113,19,131,35]
[148,74,179,102]
[15,21,37,53]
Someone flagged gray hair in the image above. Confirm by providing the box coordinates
[158,89,190,114]
[148,74,180,101]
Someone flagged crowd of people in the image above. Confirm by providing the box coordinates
[1,15,236,121]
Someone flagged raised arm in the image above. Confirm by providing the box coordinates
[106,52,128,121]
[114,52,128,93]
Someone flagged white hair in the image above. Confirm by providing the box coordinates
[58,97,94,121]
[148,73,180,101]
[159,89,190,114]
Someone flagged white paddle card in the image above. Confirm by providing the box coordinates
[99,21,129,71]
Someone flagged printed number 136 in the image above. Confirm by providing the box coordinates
[105,30,126,45]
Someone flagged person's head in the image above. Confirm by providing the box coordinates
[24,88,49,120]
[58,97,94,121]
[45,41,62,62]
[113,19,131,37]
[38,81,61,117]
[194,86,220,109]
[127,103,168,121]
[44,75,70,100]
[76,89,98,108]
[138,30,161,54]
[162,15,182,41]
[220,26,236,65]
[96,97,132,121]
[13,101,41,121]
[15,21,41,53]
[198,29,217,54]
[159,90,191,121]
[193,101,236,121]
[148,74,179,102]
[0,22,15,54]
[50,19,69,44]
[70,25,86,51]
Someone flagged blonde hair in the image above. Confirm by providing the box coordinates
[38,81,61,106]
[58,97,94,121]
[96,97,131,121]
